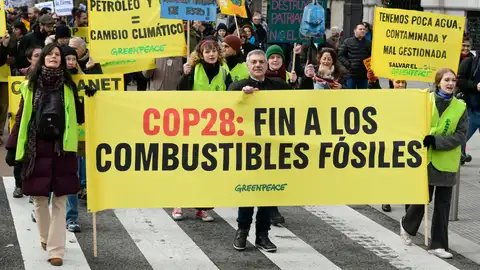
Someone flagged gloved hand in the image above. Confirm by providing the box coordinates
[84,86,98,97]
[423,135,436,149]
[5,149,16,167]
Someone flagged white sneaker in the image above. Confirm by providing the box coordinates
[399,218,412,246]
[196,210,214,222]
[172,208,183,220]
[428,248,453,259]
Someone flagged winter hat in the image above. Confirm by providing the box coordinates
[223,35,242,52]
[217,23,227,32]
[55,25,71,39]
[61,45,78,59]
[266,45,285,63]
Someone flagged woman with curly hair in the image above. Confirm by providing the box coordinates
[301,47,346,89]
[177,39,232,91]
[175,39,231,221]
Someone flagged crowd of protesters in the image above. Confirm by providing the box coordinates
[0,1,476,266]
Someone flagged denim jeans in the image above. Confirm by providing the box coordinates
[462,109,480,155]
[237,207,273,233]
[66,157,86,224]
[345,77,369,89]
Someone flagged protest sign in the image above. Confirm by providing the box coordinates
[69,27,155,74]
[54,0,74,16]
[88,0,186,61]
[100,59,156,74]
[160,0,217,22]
[85,90,430,212]
[217,0,247,18]
[35,1,54,11]
[4,0,34,9]
[372,7,465,82]
[0,0,6,33]
[8,75,124,140]
[70,27,89,47]
[268,0,327,43]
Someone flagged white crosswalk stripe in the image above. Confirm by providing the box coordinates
[114,208,218,270]
[3,177,91,270]
[0,176,471,270]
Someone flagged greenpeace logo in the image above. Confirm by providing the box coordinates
[234,184,287,193]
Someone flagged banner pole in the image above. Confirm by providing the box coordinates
[291,42,297,73]
[424,204,428,246]
[234,16,240,38]
[93,212,97,257]
[187,21,191,61]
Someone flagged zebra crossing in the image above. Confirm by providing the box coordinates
[0,176,477,270]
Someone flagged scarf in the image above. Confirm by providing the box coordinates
[22,66,65,181]
[265,65,286,81]
[436,88,453,101]
[200,60,220,83]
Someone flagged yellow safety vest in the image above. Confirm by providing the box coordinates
[428,93,466,172]
[15,81,78,161]
[192,63,227,91]
[223,62,249,82]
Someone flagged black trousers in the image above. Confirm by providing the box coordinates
[237,207,273,233]
[14,164,22,188]
[402,185,453,250]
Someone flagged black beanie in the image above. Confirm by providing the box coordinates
[55,25,71,39]
[61,45,77,59]
[217,23,227,32]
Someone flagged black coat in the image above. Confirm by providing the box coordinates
[338,37,372,80]
[457,55,480,110]
[228,77,292,91]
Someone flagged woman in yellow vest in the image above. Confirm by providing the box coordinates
[4,43,86,266]
[265,45,298,87]
[177,39,232,91]
[174,39,229,221]
[400,68,467,259]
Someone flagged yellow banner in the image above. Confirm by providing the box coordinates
[100,59,156,74]
[218,0,247,18]
[8,74,124,140]
[70,27,89,48]
[70,27,156,74]
[0,63,11,82]
[371,7,465,82]
[88,0,186,61]
[0,1,6,33]
[85,90,430,212]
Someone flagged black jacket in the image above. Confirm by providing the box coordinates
[457,55,480,110]
[338,37,372,79]
[228,77,292,91]
[17,27,48,69]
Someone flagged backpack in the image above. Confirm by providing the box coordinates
[300,0,326,39]
[34,89,65,141]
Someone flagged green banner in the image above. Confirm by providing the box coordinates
[267,0,327,44]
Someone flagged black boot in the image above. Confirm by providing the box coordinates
[233,228,249,251]
[271,207,285,226]
[382,204,391,212]
[255,232,277,252]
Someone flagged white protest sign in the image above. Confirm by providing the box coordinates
[54,0,73,16]
[35,1,54,11]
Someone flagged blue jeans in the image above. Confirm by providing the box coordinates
[345,77,369,89]
[462,109,480,155]
[66,157,86,224]
[237,207,273,233]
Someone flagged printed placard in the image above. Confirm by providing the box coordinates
[371,7,465,82]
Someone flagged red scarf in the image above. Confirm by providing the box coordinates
[265,65,286,81]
